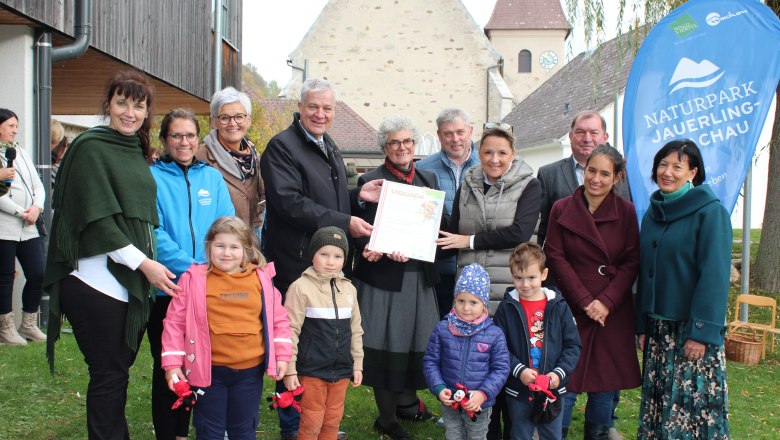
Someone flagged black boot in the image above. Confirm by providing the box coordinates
[584,422,610,440]
[562,426,569,439]
[396,397,433,422]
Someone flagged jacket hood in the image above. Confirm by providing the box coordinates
[152,156,207,175]
[647,184,721,223]
[504,286,561,304]
[301,266,348,284]
[464,158,533,190]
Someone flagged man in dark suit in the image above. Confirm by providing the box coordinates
[536,110,630,246]
[261,77,380,440]
[536,110,629,440]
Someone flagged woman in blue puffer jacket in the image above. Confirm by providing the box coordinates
[424,263,510,439]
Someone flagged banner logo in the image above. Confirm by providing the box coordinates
[669,13,698,37]
[623,0,780,221]
[706,10,747,26]
[669,58,725,93]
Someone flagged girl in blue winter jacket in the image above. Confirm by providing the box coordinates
[423,263,510,439]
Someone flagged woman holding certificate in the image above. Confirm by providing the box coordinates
[437,123,541,314]
[354,115,440,440]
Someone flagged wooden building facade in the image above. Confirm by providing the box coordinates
[0,0,242,115]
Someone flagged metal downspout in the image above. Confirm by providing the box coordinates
[35,0,91,229]
[34,0,91,325]
[485,58,504,122]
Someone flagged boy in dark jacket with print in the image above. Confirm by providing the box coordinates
[424,263,510,439]
[283,227,364,440]
[494,243,580,440]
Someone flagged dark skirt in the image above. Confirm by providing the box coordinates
[638,318,730,439]
[357,263,439,392]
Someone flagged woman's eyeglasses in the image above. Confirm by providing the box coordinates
[216,113,247,125]
[483,122,513,134]
[167,132,198,142]
[386,138,415,150]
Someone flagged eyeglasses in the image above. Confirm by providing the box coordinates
[483,122,513,134]
[216,113,247,125]
[385,138,415,150]
[167,132,198,142]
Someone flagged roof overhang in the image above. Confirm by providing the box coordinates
[0,8,209,115]
[50,35,210,115]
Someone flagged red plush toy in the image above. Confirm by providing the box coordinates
[268,385,306,413]
[527,374,556,400]
[170,374,198,411]
[451,383,482,422]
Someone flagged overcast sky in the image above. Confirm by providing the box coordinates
[241,0,628,86]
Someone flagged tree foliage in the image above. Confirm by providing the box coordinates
[567,0,779,289]
[243,63,281,99]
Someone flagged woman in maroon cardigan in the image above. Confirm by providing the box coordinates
[544,145,641,439]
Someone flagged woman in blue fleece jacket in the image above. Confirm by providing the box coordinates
[636,140,731,439]
[424,263,510,439]
[148,108,235,439]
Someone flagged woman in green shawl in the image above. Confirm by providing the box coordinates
[44,70,180,440]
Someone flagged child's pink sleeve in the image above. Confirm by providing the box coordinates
[160,270,191,370]
[270,285,293,362]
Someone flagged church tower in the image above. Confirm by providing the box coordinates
[485,0,571,102]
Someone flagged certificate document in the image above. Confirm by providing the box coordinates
[367,181,445,262]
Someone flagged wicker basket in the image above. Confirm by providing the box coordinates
[725,328,763,366]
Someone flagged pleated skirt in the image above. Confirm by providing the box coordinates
[357,263,439,392]
[637,318,730,439]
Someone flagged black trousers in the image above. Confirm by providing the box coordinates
[0,237,44,314]
[60,276,144,440]
[148,295,191,439]
[487,389,512,440]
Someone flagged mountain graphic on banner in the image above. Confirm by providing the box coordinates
[669,58,725,93]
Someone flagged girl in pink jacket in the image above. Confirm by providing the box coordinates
[161,216,292,439]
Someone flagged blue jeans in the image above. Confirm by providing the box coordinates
[506,397,562,440]
[561,390,619,428]
[193,364,264,440]
[441,404,492,440]
[276,378,300,435]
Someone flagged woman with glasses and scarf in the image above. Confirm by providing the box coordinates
[353,115,441,440]
[197,87,265,242]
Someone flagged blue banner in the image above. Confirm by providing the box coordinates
[623,0,780,221]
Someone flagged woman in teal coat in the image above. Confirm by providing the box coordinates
[636,140,731,439]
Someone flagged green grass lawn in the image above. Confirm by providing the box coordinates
[732,228,762,261]
[2,315,779,439]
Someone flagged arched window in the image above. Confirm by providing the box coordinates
[518,50,532,73]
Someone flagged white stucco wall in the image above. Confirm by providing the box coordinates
[285,0,504,137]
[0,26,35,157]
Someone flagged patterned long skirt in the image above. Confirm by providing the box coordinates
[637,318,730,439]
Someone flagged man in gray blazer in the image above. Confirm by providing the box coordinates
[536,110,630,246]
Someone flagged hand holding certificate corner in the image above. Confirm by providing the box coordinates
[367,181,445,262]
